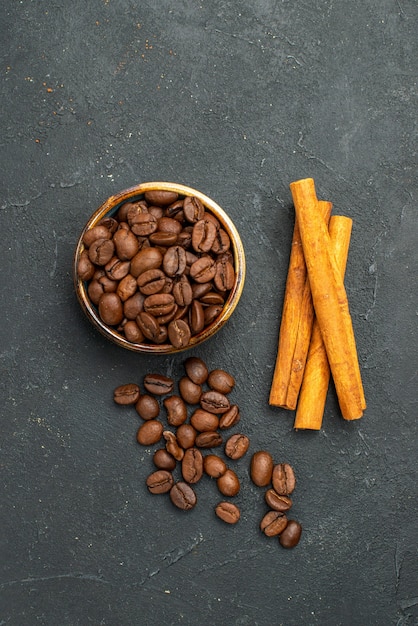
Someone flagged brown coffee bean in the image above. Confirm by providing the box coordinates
[123,320,144,343]
[215,501,240,524]
[265,489,293,512]
[214,258,235,292]
[192,219,217,253]
[179,376,202,404]
[135,394,160,420]
[172,275,193,306]
[83,224,112,248]
[207,369,235,394]
[136,420,163,445]
[217,469,240,497]
[211,228,231,254]
[130,247,163,278]
[189,256,217,283]
[190,409,219,432]
[144,293,176,317]
[137,269,166,295]
[98,292,124,326]
[199,291,225,306]
[136,311,161,342]
[113,227,140,260]
[195,431,223,449]
[144,374,174,395]
[279,520,302,548]
[163,395,187,427]
[200,390,230,414]
[105,256,131,281]
[175,424,197,449]
[167,319,191,349]
[163,431,184,461]
[183,196,205,223]
[113,383,140,405]
[116,274,137,302]
[144,190,179,206]
[224,433,250,460]
[130,212,158,236]
[163,246,187,277]
[184,357,209,385]
[203,304,223,326]
[272,463,296,496]
[260,511,288,537]
[250,451,274,487]
[181,447,204,484]
[169,481,197,510]
[124,293,145,319]
[88,238,115,266]
[153,448,177,471]
[203,454,227,478]
[146,470,174,494]
[149,231,178,246]
[189,300,205,334]
[219,405,240,429]
[77,250,95,281]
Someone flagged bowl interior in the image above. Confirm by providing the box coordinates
[74,182,246,353]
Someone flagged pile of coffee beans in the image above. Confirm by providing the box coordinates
[114,357,246,519]
[77,190,236,349]
[250,451,302,548]
[113,357,302,548]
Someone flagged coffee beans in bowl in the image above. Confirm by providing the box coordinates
[74,182,246,353]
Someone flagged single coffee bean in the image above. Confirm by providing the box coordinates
[192,219,217,253]
[207,369,235,394]
[113,227,140,260]
[130,247,163,278]
[98,292,124,326]
[189,256,217,283]
[153,448,177,471]
[83,224,112,248]
[279,520,302,548]
[163,395,187,427]
[217,469,240,497]
[211,228,231,254]
[88,238,115,266]
[149,231,178,246]
[137,268,166,295]
[172,275,193,307]
[184,357,209,385]
[146,470,174,494]
[144,373,174,395]
[169,481,197,510]
[250,451,274,487]
[214,258,235,292]
[191,282,212,300]
[265,489,293,512]
[189,299,205,334]
[144,190,179,206]
[200,390,230,414]
[122,320,144,343]
[190,409,219,432]
[203,454,227,478]
[163,431,184,461]
[219,404,240,429]
[116,274,137,302]
[144,293,176,317]
[195,431,223,449]
[77,250,95,281]
[176,424,197,449]
[179,376,202,404]
[167,319,191,349]
[113,383,140,405]
[105,256,131,281]
[183,196,205,223]
[157,216,183,234]
[124,292,145,319]
[163,245,187,277]
[203,304,223,326]
[199,291,225,306]
[130,212,158,236]
[136,311,161,342]
[215,501,240,524]
[135,394,160,420]
[181,447,204,484]
[260,511,288,537]
[224,433,250,460]
[136,420,163,445]
[272,463,296,496]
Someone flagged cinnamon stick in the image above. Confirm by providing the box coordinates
[290,178,366,420]
[269,200,332,409]
[294,216,353,430]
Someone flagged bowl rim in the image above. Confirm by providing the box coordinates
[74,181,246,354]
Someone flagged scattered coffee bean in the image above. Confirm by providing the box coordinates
[163,430,184,461]
[207,369,235,394]
[203,454,228,478]
[215,501,240,524]
[265,489,293,512]
[163,395,187,427]
[190,408,219,432]
[135,394,160,420]
[144,373,174,395]
[200,390,230,414]
[219,404,240,429]
[170,481,197,510]
[146,470,174,494]
[250,451,274,487]
[179,376,202,404]
[260,511,288,537]
[175,424,197,449]
[272,463,296,496]
[113,383,140,405]
[217,469,240,497]
[153,448,177,471]
[137,420,163,445]
[181,447,204,484]
[224,433,250,460]
[279,520,302,548]
[195,431,223,449]
[184,356,209,385]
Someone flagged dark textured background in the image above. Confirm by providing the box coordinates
[1,1,417,625]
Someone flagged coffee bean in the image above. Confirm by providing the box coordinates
[219,404,240,429]
[214,258,235,292]
[144,374,174,395]
[163,395,187,427]
[130,212,158,236]
[169,481,197,510]
[260,511,288,537]
[189,256,217,283]
[195,431,223,449]
[272,463,296,496]
[88,238,115,266]
[136,420,163,445]
[183,196,205,223]
[98,292,124,326]
[179,376,202,404]
[181,447,204,484]
[144,190,179,206]
[172,275,193,306]
[215,501,240,524]
[144,293,176,317]
[192,219,217,253]
[250,451,274,487]
[211,228,231,254]
[113,227,140,260]
[124,293,145,319]
[167,319,191,349]
[279,520,302,548]
[153,448,177,471]
[189,300,205,334]
[105,256,131,281]
[146,470,174,494]
[117,274,138,301]
[207,369,235,394]
[113,383,140,405]
[123,320,144,343]
[77,250,95,281]
[83,224,112,248]
[190,409,219,432]
[184,357,209,385]
[130,247,163,278]
[137,268,166,295]
[136,311,161,342]
[203,304,223,326]
[265,489,293,512]
[217,469,240,497]
[176,424,197,449]
[135,394,160,420]
[200,390,230,414]
[163,431,184,461]
[163,246,187,277]
[203,454,227,478]
[224,433,250,460]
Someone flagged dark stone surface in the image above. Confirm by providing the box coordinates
[1,1,417,625]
